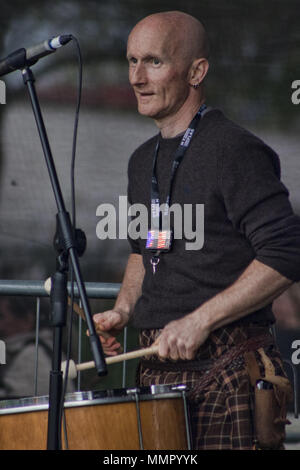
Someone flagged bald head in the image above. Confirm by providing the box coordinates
[128,11,209,67]
[127,11,210,136]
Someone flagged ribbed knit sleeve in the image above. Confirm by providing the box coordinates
[127,146,144,255]
[220,130,300,281]
[127,181,142,254]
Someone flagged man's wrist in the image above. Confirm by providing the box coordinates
[113,304,132,325]
[190,303,215,336]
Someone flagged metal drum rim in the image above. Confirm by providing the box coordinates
[0,384,188,415]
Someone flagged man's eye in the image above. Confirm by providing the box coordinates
[152,58,161,66]
[129,57,137,65]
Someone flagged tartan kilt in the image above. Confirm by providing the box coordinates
[137,324,288,450]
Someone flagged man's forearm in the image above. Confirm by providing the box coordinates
[196,259,293,333]
[114,253,144,320]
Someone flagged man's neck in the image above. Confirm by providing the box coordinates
[155,97,206,139]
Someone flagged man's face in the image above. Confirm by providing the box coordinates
[127,24,191,121]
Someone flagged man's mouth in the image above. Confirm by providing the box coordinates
[137,92,154,98]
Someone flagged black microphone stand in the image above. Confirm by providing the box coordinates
[21,66,107,450]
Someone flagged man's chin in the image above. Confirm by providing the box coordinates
[137,104,161,119]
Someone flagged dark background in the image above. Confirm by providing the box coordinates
[0,0,299,400]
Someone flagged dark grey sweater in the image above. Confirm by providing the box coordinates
[127,108,300,329]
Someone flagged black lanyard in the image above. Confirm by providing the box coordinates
[150,103,206,230]
[146,103,207,273]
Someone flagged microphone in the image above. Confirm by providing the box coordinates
[0,35,73,77]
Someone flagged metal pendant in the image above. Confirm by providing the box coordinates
[150,255,160,274]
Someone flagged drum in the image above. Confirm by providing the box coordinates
[0,385,192,450]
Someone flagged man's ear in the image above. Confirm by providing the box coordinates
[189,58,209,87]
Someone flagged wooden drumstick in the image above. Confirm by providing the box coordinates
[63,344,160,380]
[44,277,123,352]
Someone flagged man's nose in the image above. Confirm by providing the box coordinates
[129,62,147,86]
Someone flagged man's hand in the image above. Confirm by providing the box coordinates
[92,310,128,356]
[157,260,293,361]
[157,312,210,361]
[91,253,144,356]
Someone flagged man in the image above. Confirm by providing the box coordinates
[93,11,300,449]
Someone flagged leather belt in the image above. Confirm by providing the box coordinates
[140,357,213,372]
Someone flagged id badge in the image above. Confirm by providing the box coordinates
[146,229,173,252]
